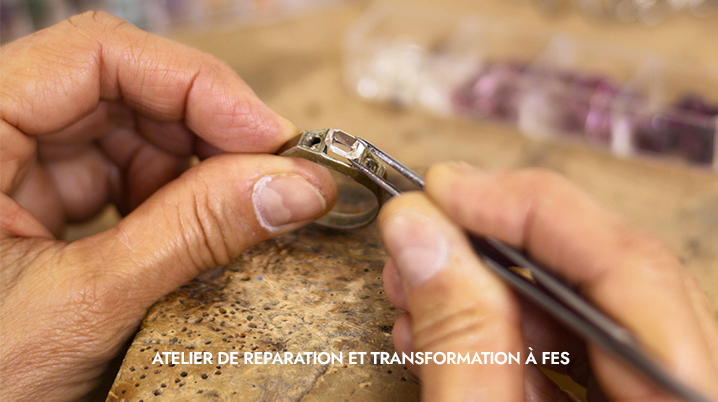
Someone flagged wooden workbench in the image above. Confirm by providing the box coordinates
[102,1,718,400]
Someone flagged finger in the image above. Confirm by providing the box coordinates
[41,147,121,222]
[36,102,111,145]
[524,364,580,402]
[683,274,718,368]
[1,11,297,145]
[195,138,223,160]
[380,193,524,402]
[393,313,419,375]
[387,254,594,391]
[136,115,195,157]
[121,139,187,212]
[519,299,591,385]
[10,162,65,236]
[383,258,408,311]
[394,306,583,402]
[0,11,298,206]
[37,102,196,159]
[0,121,36,194]
[42,138,186,221]
[0,194,53,239]
[587,375,609,402]
[382,234,593,387]
[425,163,718,399]
[99,126,189,213]
[54,155,336,310]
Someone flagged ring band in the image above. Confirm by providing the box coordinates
[278,129,386,229]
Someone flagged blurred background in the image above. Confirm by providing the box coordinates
[3,0,718,171]
[0,0,348,40]
[3,0,718,40]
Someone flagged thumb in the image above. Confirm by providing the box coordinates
[379,193,525,402]
[62,153,335,308]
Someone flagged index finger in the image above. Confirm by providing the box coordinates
[0,11,296,150]
[425,163,718,400]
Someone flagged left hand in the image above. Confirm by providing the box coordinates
[0,12,336,401]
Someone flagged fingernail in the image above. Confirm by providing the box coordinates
[253,174,326,230]
[382,211,449,287]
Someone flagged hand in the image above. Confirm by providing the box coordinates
[379,163,718,401]
[0,12,336,401]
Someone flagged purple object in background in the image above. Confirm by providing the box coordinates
[452,61,716,166]
[452,62,527,123]
[453,62,619,146]
[539,69,617,144]
[633,94,717,165]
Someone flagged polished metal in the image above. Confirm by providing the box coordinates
[278,129,386,229]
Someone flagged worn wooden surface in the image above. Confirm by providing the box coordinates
[106,225,419,401]
[101,0,718,400]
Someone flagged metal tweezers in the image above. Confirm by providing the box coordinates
[345,136,714,402]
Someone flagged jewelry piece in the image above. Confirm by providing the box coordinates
[277,128,386,229]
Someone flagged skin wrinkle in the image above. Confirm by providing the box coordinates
[171,185,203,273]
[182,57,203,120]
[31,38,99,134]
[211,95,263,144]
[412,304,493,353]
[191,174,231,268]
[184,171,216,269]
[204,179,238,264]
[178,180,219,275]
[124,33,155,114]
[0,82,33,130]
[0,238,50,292]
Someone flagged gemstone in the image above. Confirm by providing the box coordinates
[325,129,366,160]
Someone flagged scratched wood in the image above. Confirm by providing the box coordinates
[104,1,718,400]
[106,224,420,401]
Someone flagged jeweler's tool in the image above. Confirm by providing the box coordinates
[279,128,714,402]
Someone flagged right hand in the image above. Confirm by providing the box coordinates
[379,163,718,401]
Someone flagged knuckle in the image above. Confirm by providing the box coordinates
[614,222,671,258]
[179,167,232,270]
[67,10,124,30]
[615,227,682,281]
[412,301,515,353]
